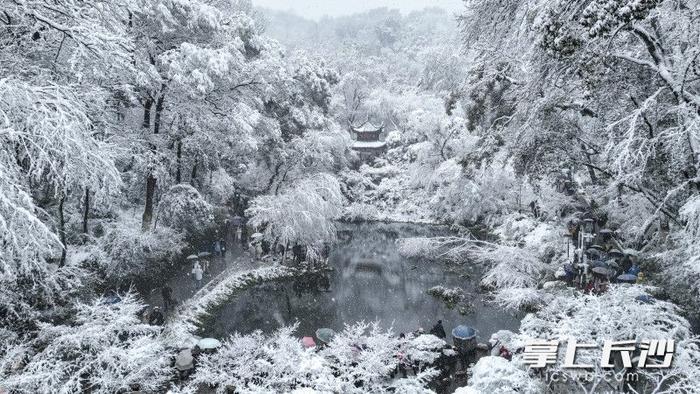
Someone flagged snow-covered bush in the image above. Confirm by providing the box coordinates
[385,129,402,147]
[406,334,445,365]
[456,356,544,394]
[343,202,380,222]
[180,322,440,393]
[99,218,185,280]
[517,285,700,393]
[428,165,520,224]
[157,184,214,238]
[427,285,464,308]
[208,168,237,205]
[0,293,172,393]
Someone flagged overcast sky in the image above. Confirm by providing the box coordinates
[253,0,464,20]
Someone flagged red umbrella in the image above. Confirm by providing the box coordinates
[302,336,316,348]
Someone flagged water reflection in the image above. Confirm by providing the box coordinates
[202,222,522,342]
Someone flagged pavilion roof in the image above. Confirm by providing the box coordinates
[351,121,383,133]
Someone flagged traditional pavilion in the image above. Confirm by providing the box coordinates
[350,121,386,160]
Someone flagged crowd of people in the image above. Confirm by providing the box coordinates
[556,210,644,295]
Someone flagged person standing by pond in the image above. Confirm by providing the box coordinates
[430,320,446,339]
[148,306,164,326]
[214,239,222,256]
[192,261,203,287]
[161,285,174,312]
[236,225,243,243]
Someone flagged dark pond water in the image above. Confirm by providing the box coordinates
[201,222,522,343]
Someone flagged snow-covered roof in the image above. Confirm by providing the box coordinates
[351,122,383,133]
[352,140,386,149]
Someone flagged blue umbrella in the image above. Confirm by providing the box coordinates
[316,328,336,344]
[617,274,637,283]
[101,294,121,305]
[590,259,607,268]
[452,325,477,340]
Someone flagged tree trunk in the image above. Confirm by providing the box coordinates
[82,187,90,234]
[175,140,182,183]
[141,174,156,231]
[282,241,288,265]
[141,91,166,232]
[141,97,154,231]
[190,157,198,185]
[58,194,66,267]
[142,98,153,129]
[153,92,165,134]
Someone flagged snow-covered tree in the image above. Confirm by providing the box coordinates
[180,322,439,393]
[156,184,214,237]
[455,356,544,394]
[0,293,172,393]
[247,174,344,259]
[517,285,700,393]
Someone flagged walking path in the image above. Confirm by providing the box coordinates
[144,231,257,313]
[138,229,300,343]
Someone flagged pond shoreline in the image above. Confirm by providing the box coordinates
[196,222,522,343]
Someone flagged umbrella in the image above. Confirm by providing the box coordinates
[592,267,612,276]
[608,249,624,258]
[617,274,637,283]
[636,295,655,304]
[101,294,121,305]
[175,349,194,371]
[302,336,316,348]
[589,244,605,251]
[589,259,607,268]
[186,254,199,261]
[452,325,477,340]
[599,229,614,234]
[197,338,222,350]
[251,232,264,240]
[180,336,200,349]
[198,251,212,258]
[316,328,336,344]
[604,259,619,268]
[587,248,603,258]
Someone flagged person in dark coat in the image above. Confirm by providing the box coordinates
[161,286,174,312]
[149,306,164,326]
[430,320,447,339]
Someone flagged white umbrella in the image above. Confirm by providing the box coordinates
[197,338,222,350]
[186,254,199,261]
[251,232,264,240]
[180,335,201,349]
